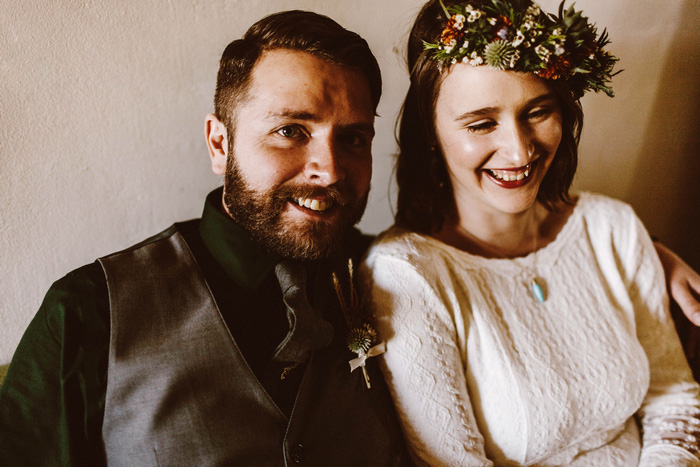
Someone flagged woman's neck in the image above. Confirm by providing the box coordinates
[434,201,573,258]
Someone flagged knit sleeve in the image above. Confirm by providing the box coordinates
[623,214,700,466]
[360,249,493,467]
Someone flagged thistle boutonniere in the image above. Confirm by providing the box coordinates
[332,258,386,389]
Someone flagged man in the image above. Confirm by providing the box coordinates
[0,11,408,466]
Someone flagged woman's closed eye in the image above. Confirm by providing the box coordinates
[525,106,555,122]
[465,120,497,133]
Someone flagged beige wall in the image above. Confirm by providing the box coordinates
[1,0,698,363]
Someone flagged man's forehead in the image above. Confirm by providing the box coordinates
[251,49,359,91]
[242,49,374,124]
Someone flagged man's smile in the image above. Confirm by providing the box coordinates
[292,197,333,212]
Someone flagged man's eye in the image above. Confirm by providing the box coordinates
[339,133,367,147]
[277,126,303,138]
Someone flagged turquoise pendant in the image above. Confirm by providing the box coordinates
[530,279,545,303]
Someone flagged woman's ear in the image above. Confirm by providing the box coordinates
[205,113,228,175]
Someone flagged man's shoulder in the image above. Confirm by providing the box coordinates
[46,261,108,310]
[343,227,376,260]
[99,219,200,261]
[45,220,202,323]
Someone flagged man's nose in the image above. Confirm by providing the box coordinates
[304,138,345,186]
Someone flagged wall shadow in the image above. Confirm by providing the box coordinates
[628,0,700,272]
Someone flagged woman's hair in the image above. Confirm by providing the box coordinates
[395,0,583,234]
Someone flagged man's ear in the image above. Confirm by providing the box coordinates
[205,113,228,175]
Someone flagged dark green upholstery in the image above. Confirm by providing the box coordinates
[0,364,8,385]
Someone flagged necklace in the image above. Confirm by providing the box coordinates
[453,219,547,303]
[523,222,546,303]
[528,240,546,303]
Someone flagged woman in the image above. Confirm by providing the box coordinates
[360,0,700,465]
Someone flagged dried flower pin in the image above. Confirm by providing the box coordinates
[332,259,385,389]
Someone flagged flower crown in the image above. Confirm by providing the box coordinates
[424,0,620,99]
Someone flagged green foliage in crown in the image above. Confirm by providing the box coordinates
[423,0,620,98]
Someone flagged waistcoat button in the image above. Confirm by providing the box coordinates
[291,443,304,463]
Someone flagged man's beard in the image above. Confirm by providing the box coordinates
[222,154,368,261]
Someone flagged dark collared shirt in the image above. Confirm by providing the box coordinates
[0,188,348,466]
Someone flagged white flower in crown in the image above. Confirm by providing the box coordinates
[453,14,466,29]
[509,50,521,68]
[553,38,566,56]
[535,43,550,60]
[444,38,457,53]
[512,30,526,47]
[488,17,498,26]
[526,4,541,16]
[467,10,482,22]
[469,51,483,66]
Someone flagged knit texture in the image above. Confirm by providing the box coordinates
[361,193,700,466]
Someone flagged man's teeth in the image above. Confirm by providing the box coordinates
[487,168,531,181]
[294,197,330,212]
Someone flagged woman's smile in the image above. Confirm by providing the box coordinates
[483,161,534,188]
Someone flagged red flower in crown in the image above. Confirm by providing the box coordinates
[538,55,572,80]
[441,18,465,48]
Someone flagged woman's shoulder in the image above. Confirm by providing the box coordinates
[573,192,650,256]
[574,192,640,227]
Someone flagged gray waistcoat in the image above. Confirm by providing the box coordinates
[98,227,407,466]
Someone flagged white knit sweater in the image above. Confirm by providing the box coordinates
[361,193,700,466]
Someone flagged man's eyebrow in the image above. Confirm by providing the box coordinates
[342,122,375,137]
[265,110,318,121]
[455,93,557,122]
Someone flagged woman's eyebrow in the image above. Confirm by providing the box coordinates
[455,106,498,122]
[526,93,557,106]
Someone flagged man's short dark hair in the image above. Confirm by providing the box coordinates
[214,10,382,133]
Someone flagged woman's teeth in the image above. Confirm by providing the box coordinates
[294,197,330,212]
[486,165,531,181]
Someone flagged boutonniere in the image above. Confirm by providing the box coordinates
[332,259,385,389]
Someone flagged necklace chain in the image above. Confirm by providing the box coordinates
[456,219,546,303]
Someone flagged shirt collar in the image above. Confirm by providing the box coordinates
[199,188,280,289]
